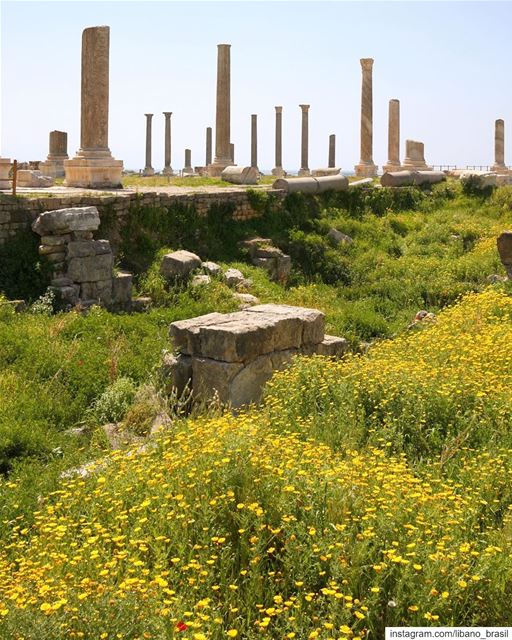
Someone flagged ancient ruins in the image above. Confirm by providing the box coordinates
[166,304,348,408]
[64,26,123,188]
[354,58,378,177]
[40,131,69,178]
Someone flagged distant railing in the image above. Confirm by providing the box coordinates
[432,165,458,171]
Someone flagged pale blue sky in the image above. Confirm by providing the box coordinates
[1,1,511,172]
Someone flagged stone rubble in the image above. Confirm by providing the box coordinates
[32,206,133,310]
[240,237,291,283]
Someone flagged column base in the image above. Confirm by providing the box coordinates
[143,167,155,177]
[354,162,378,178]
[162,167,175,176]
[40,158,68,178]
[401,161,432,171]
[382,162,401,173]
[272,167,286,177]
[64,154,123,188]
[491,164,511,175]
[208,161,233,177]
[298,168,311,177]
[183,167,195,176]
[0,180,11,189]
[0,158,11,188]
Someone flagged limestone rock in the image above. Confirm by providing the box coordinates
[67,239,111,259]
[191,274,211,287]
[234,293,260,309]
[111,272,133,309]
[220,166,259,185]
[202,261,222,276]
[160,250,202,281]
[131,297,152,313]
[224,268,248,289]
[160,352,193,398]
[497,232,512,268]
[247,304,325,346]
[170,312,228,355]
[17,170,54,188]
[315,335,349,357]
[192,357,244,404]
[32,206,100,236]
[68,253,113,283]
[327,229,353,246]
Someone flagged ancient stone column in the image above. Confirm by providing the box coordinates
[328,134,336,168]
[205,127,212,166]
[64,26,123,187]
[184,149,194,175]
[354,58,378,178]
[492,119,507,173]
[162,112,174,176]
[298,104,310,177]
[251,114,258,170]
[143,114,155,176]
[40,131,69,177]
[383,99,401,172]
[272,106,285,177]
[230,143,235,164]
[402,139,432,171]
[208,44,232,176]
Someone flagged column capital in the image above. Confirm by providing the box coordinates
[299,104,310,111]
[360,58,374,70]
[163,111,172,117]
[217,43,231,49]
[275,106,283,113]
[144,113,154,118]
[390,98,400,105]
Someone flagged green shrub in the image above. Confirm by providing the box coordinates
[87,377,137,425]
[0,231,52,301]
[286,230,352,285]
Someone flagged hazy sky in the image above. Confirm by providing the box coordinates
[1,1,511,172]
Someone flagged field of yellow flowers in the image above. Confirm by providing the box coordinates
[2,288,512,639]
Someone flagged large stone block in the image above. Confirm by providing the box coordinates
[229,354,274,407]
[170,312,230,355]
[160,352,193,397]
[17,170,54,188]
[315,335,349,357]
[67,239,111,258]
[247,304,325,346]
[497,232,512,266]
[68,253,113,283]
[80,279,113,305]
[220,166,259,185]
[192,357,243,404]
[32,206,100,236]
[112,272,133,306]
[160,250,202,281]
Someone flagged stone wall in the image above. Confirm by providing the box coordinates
[0,190,284,249]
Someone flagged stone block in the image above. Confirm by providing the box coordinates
[234,293,260,309]
[170,312,228,355]
[497,232,512,265]
[80,279,113,305]
[160,352,193,398]
[160,250,202,281]
[202,261,222,276]
[314,335,349,358]
[39,243,67,256]
[247,304,325,346]
[130,297,152,312]
[192,357,244,405]
[228,354,274,407]
[45,251,67,263]
[272,177,319,194]
[111,272,133,306]
[67,239,111,259]
[220,166,259,185]
[32,206,100,236]
[191,274,211,287]
[315,175,349,193]
[68,253,113,283]
[312,168,341,177]
[17,170,54,188]
[41,235,69,246]
[224,268,246,288]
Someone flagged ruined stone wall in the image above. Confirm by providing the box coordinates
[0,190,284,249]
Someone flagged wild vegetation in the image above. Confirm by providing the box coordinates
[1,182,512,638]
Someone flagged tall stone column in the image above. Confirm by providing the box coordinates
[272,106,285,177]
[208,44,232,176]
[383,99,401,172]
[64,25,123,187]
[354,58,378,178]
[143,114,155,176]
[328,134,336,168]
[492,119,507,173]
[298,104,310,177]
[205,127,212,166]
[230,143,235,164]
[184,149,194,175]
[40,130,69,177]
[162,112,174,176]
[251,114,258,170]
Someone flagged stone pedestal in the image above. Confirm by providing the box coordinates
[162,112,174,176]
[64,26,123,188]
[354,58,378,177]
[491,119,509,174]
[40,130,69,178]
[251,114,258,171]
[0,157,11,189]
[208,44,232,176]
[272,106,285,177]
[298,104,310,177]
[383,99,401,173]
[401,140,432,171]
